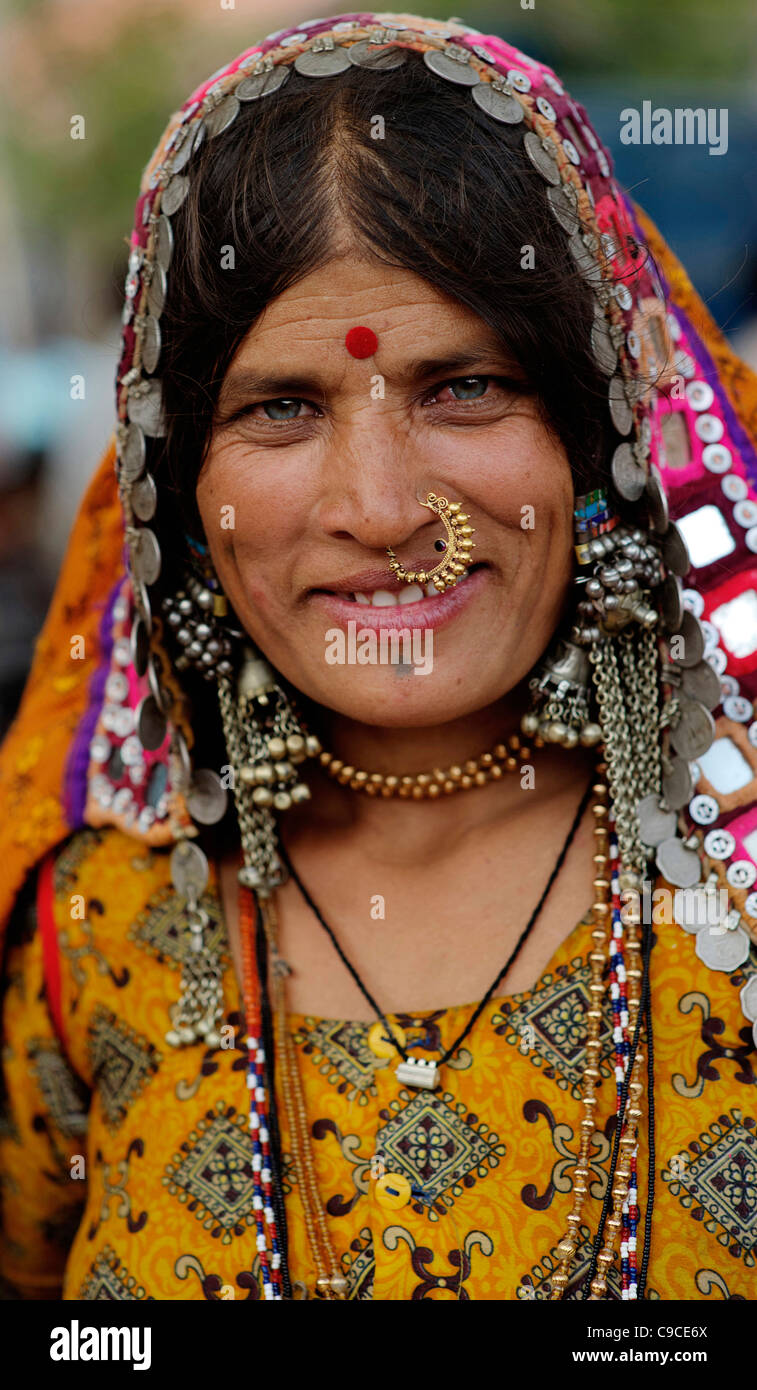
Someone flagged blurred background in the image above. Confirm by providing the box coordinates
[1,0,756,734]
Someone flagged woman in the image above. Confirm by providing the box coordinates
[1,12,756,1303]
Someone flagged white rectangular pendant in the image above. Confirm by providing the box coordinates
[395,1058,439,1089]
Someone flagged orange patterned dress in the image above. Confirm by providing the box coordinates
[1,824,755,1301]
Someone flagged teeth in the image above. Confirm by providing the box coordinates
[347,568,478,605]
[398,584,425,605]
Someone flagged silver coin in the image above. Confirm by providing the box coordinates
[696,924,751,973]
[173,728,192,789]
[673,610,705,668]
[523,131,561,185]
[673,885,718,934]
[739,976,757,1022]
[173,119,205,173]
[147,263,167,317]
[423,47,480,87]
[347,38,408,69]
[660,573,684,632]
[161,174,190,217]
[661,756,693,810]
[681,660,721,710]
[130,614,150,678]
[155,214,174,271]
[142,315,161,374]
[237,65,290,100]
[136,694,167,751]
[133,578,152,628]
[636,792,678,847]
[133,527,162,586]
[471,82,523,123]
[546,184,579,234]
[187,768,229,825]
[171,840,210,901]
[592,318,618,376]
[656,836,702,888]
[120,423,146,483]
[295,45,352,76]
[670,697,715,760]
[609,442,643,501]
[569,231,602,285]
[662,522,690,577]
[131,471,157,521]
[147,657,171,711]
[645,465,669,533]
[607,375,632,435]
[127,380,166,439]
[205,93,240,137]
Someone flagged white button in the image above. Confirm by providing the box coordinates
[704,828,736,860]
[722,474,748,501]
[734,500,757,529]
[507,69,531,91]
[690,794,720,825]
[685,381,714,411]
[562,138,581,165]
[683,588,705,617]
[727,859,757,890]
[702,443,731,474]
[695,414,724,443]
[536,96,556,121]
[723,695,754,723]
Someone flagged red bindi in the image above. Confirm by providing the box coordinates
[345,326,378,359]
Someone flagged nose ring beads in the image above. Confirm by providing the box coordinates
[386,493,476,593]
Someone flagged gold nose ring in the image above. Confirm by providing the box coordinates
[386,493,476,593]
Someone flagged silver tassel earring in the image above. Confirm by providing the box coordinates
[217,646,322,899]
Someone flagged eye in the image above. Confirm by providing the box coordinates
[262,398,306,420]
[447,376,490,401]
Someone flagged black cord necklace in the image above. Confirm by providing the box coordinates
[276,776,594,1090]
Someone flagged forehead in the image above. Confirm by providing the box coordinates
[234,251,499,352]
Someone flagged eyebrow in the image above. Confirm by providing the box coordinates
[215,343,525,412]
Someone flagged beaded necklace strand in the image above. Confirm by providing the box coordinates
[238,764,657,1299]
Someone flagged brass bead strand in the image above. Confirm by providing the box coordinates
[318,731,540,799]
[259,896,348,1301]
[587,885,646,1300]
[550,773,611,1299]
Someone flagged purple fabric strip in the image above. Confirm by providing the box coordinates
[627,197,757,494]
[63,573,124,828]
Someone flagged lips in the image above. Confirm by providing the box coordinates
[310,563,488,631]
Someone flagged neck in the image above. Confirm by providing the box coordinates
[287,683,596,868]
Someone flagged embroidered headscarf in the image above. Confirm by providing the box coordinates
[2,12,757,993]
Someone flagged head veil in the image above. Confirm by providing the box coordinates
[2,12,757,993]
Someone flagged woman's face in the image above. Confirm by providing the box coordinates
[196,248,575,728]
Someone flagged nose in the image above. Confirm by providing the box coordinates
[314,413,439,557]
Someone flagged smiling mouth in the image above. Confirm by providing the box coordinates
[318,563,485,608]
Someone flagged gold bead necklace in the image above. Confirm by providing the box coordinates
[317,731,538,798]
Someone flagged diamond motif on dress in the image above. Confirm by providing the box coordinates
[663,1109,757,1264]
[490,958,614,1093]
[376,1089,506,1220]
[79,1244,153,1299]
[129,883,227,968]
[87,1006,160,1130]
[27,1036,90,1137]
[163,1101,258,1244]
[292,1018,383,1103]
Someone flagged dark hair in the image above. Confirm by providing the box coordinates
[153,51,616,563]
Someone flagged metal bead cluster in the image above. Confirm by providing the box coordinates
[573,525,663,645]
[239,731,322,812]
[162,577,235,679]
